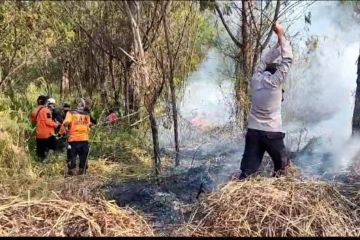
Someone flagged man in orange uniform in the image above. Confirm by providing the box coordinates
[30,95,48,124]
[63,98,92,176]
[34,98,59,161]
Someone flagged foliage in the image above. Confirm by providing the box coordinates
[0,0,216,197]
[0,1,72,92]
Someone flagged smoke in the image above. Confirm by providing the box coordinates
[159,1,360,179]
[283,1,360,176]
[158,48,236,149]
[179,49,234,126]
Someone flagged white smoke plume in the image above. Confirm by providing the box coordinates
[283,1,360,175]
[179,49,235,126]
[159,1,360,178]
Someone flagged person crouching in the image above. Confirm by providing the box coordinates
[63,98,92,176]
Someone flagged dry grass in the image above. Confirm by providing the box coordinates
[89,158,153,181]
[0,175,153,237]
[0,195,154,237]
[0,103,158,236]
[179,177,359,237]
[0,131,36,179]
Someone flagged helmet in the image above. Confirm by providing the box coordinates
[84,98,92,108]
[47,98,56,105]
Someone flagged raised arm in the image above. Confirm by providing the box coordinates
[264,22,293,87]
[255,53,268,74]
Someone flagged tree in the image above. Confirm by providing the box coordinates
[0,1,67,93]
[124,1,170,175]
[202,0,312,128]
[162,1,195,166]
[156,1,215,167]
[352,52,360,135]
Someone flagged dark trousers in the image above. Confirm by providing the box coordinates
[36,136,56,161]
[67,141,89,173]
[55,136,67,152]
[240,128,289,178]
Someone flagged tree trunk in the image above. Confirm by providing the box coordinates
[123,60,139,124]
[235,0,257,130]
[234,0,253,129]
[352,54,360,135]
[109,52,120,105]
[61,60,70,100]
[125,0,160,174]
[149,108,161,175]
[163,5,180,166]
[169,74,180,166]
[123,65,130,118]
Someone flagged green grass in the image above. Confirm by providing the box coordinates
[0,85,155,197]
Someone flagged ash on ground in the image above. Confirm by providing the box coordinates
[104,124,360,234]
[104,143,245,232]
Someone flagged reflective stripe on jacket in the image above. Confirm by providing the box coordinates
[63,110,91,142]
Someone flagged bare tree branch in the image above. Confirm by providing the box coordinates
[248,1,260,36]
[0,56,34,88]
[64,4,136,63]
[141,1,159,48]
[144,1,170,52]
[173,2,193,65]
[261,0,280,51]
[214,1,243,48]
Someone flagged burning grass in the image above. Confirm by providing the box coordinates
[179,177,359,237]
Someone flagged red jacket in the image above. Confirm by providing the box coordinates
[107,112,119,124]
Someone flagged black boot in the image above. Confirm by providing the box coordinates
[78,168,85,175]
[231,171,248,181]
[67,168,76,176]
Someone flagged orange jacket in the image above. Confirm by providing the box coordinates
[35,107,58,139]
[63,110,91,142]
[30,105,45,123]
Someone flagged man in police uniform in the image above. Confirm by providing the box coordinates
[235,22,293,179]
